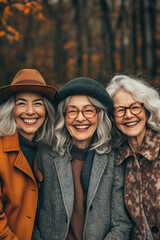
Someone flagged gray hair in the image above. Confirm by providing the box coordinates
[53,96,112,156]
[106,75,160,146]
[0,95,55,145]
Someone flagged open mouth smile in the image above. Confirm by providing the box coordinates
[22,118,38,124]
[124,121,139,126]
[74,125,90,130]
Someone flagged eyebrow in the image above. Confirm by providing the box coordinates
[114,101,137,108]
[68,104,93,108]
[15,98,43,102]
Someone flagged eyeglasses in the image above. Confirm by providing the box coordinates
[113,102,144,118]
[64,105,99,119]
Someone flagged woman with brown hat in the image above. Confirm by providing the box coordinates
[0,69,56,240]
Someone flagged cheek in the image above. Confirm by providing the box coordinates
[114,117,121,126]
[65,117,72,131]
[39,107,46,117]
[90,116,98,131]
[14,107,21,119]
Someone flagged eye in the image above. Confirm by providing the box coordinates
[15,101,26,106]
[66,107,77,114]
[131,104,141,110]
[84,108,94,113]
[34,102,43,106]
[68,110,77,113]
[115,108,124,113]
[84,106,96,112]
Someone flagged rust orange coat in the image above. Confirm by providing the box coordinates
[0,132,42,240]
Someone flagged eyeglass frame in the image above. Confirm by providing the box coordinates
[113,102,144,118]
[64,104,100,119]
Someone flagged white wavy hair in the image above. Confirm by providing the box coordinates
[0,95,55,145]
[53,96,112,156]
[106,74,160,146]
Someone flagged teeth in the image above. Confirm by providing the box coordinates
[125,122,138,126]
[23,119,37,123]
[75,125,89,129]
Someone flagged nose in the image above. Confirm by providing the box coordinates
[75,111,86,121]
[26,104,35,115]
[124,108,134,118]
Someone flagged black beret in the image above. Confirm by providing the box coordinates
[54,77,113,110]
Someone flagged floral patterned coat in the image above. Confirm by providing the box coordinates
[116,128,160,240]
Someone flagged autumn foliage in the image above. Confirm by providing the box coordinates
[0,0,159,88]
[0,0,45,42]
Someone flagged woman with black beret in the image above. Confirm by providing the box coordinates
[32,77,132,240]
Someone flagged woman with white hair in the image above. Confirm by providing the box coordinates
[0,69,56,240]
[32,77,131,240]
[107,75,160,240]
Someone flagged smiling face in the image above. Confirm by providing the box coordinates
[113,88,147,147]
[14,92,46,141]
[65,95,98,148]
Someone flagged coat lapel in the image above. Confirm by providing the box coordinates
[86,152,110,207]
[125,157,146,239]
[54,155,74,220]
[14,151,35,180]
[3,132,36,182]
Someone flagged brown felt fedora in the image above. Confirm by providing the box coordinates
[0,69,57,103]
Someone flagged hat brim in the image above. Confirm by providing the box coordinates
[0,84,57,103]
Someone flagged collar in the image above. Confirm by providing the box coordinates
[19,132,36,152]
[116,128,160,165]
[70,145,89,161]
[3,131,20,152]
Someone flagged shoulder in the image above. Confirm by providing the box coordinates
[101,149,118,165]
[104,149,125,178]
[36,144,59,169]
[37,144,58,157]
[0,133,20,152]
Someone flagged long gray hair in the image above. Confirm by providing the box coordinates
[106,74,160,147]
[0,95,55,145]
[53,96,112,156]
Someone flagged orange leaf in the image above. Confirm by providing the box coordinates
[6,34,14,43]
[7,26,15,33]
[1,17,7,25]
[24,8,30,14]
[0,0,7,3]
[4,6,12,16]
[63,41,76,50]
[38,12,45,20]
[14,32,20,41]
[26,2,37,7]
[12,3,25,11]
[0,31,6,37]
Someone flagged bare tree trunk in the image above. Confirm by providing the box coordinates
[148,0,156,76]
[132,0,138,71]
[72,0,83,76]
[101,0,116,72]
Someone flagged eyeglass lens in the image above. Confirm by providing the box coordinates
[113,102,143,117]
[65,105,97,119]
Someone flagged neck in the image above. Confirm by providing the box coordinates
[73,139,91,149]
[128,133,145,152]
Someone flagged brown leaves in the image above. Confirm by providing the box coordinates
[0,0,45,42]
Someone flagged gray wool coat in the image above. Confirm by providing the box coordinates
[32,145,132,240]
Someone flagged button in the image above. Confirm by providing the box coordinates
[89,205,93,211]
[151,226,159,233]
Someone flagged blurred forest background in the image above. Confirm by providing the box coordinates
[0,0,160,89]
